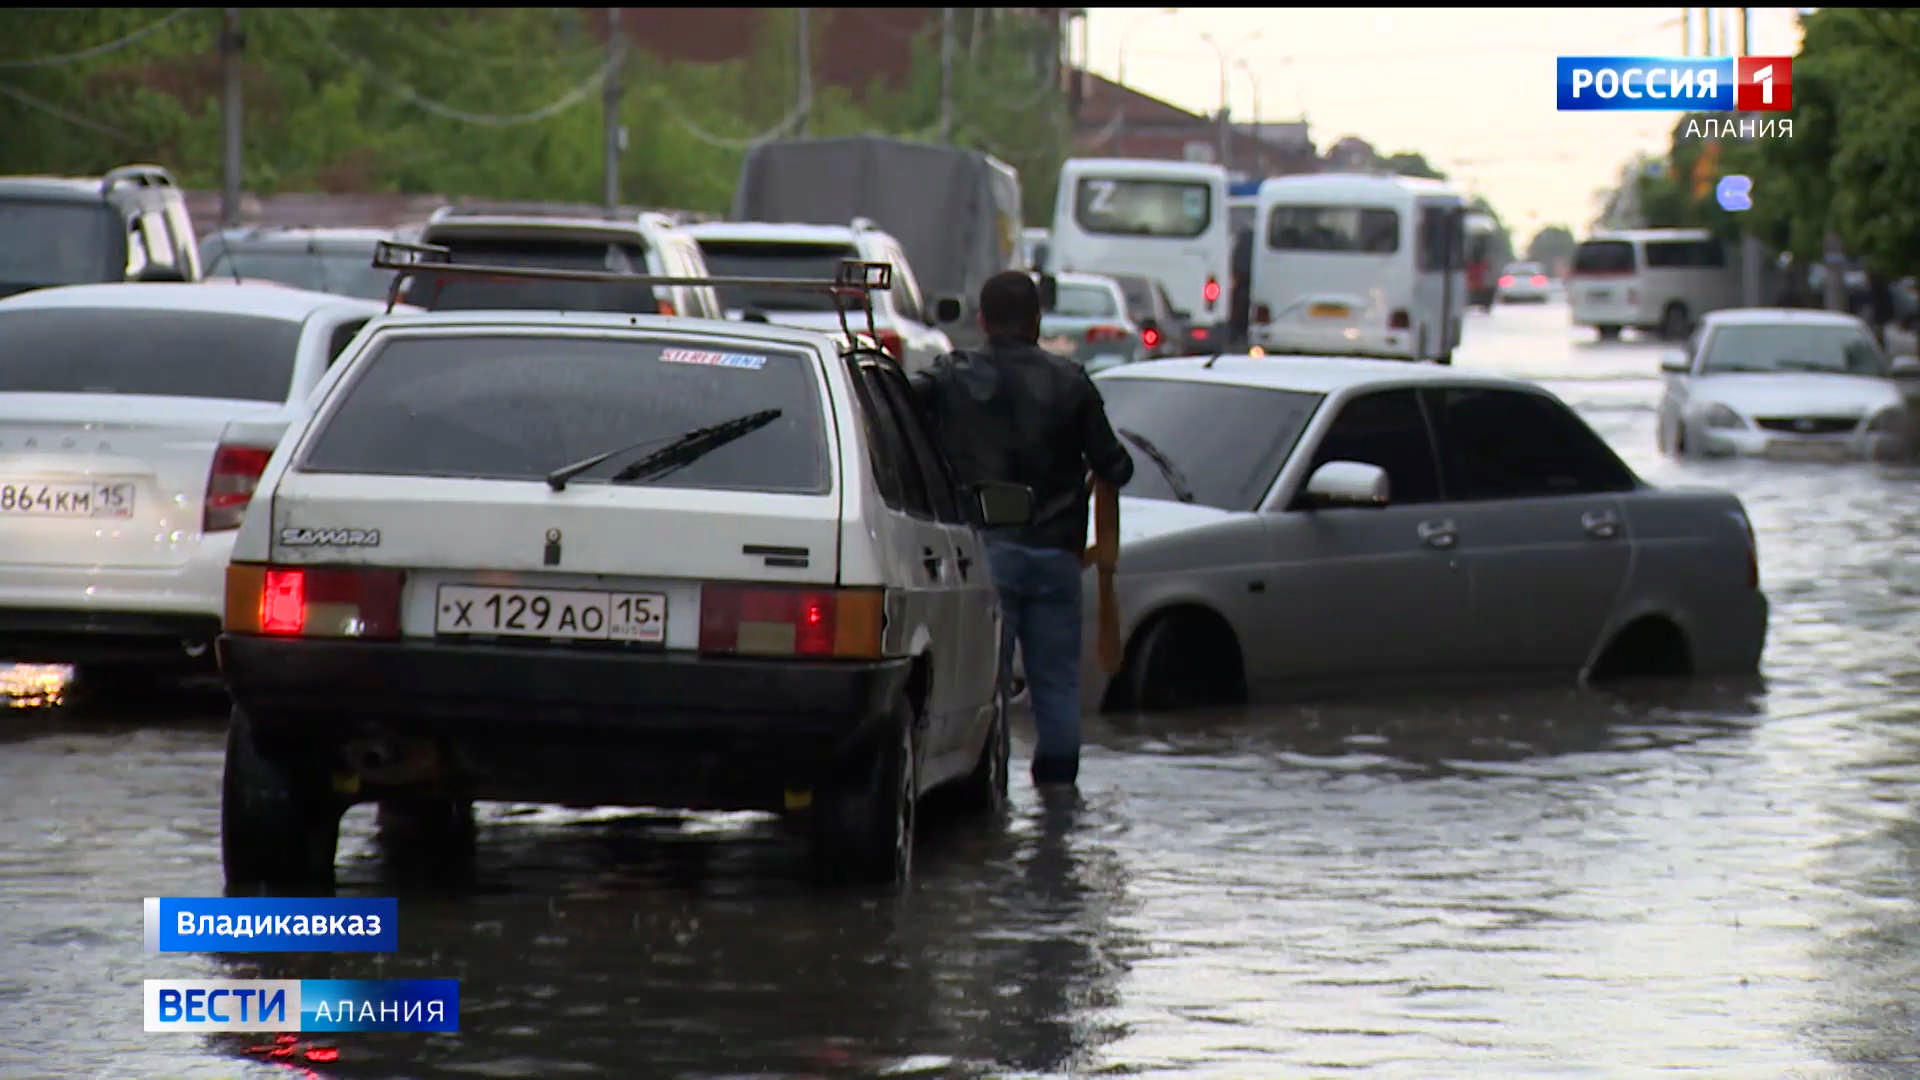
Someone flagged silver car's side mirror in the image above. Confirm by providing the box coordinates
[974,482,1034,528]
[1301,461,1390,509]
[1660,349,1690,374]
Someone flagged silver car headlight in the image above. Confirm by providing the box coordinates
[1867,406,1911,433]
[1699,402,1745,429]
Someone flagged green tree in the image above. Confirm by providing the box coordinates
[1527,224,1576,267]
[1381,151,1445,179]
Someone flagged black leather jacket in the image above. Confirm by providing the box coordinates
[908,336,1135,553]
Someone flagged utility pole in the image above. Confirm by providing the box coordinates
[939,7,954,143]
[602,7,625,217]
[220,8,243,229]
[795,9,812,137]
[1682,9,1692,55]
[1739,7,1750,54]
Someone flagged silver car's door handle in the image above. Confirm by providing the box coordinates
[1582,510,1621,540]
[1417,519,1457,549]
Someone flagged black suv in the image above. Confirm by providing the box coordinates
[0,164,203,298]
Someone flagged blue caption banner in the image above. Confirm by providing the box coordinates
[1557,56,1735,111]
[144,978,459,1032]
[144,897,398,953]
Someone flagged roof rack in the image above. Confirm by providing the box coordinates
[100,164,175,196]
[370,239,894,348]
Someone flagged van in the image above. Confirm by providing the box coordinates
[0,165,201,297]
[1249,173,1467,364]
[1050,158,1232,340]
[1568,228,1741,341]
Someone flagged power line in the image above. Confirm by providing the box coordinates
[0,81,132,140]
[658,89,812,151]
[306,21,617,127]
[0,9,196,69]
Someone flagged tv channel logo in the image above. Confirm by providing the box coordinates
[1558,56,1793,112]
[1716,175,1754,212]
[145,979,459,1033]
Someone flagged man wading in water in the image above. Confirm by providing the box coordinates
[907,271,1134,787]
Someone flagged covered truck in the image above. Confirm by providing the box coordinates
[732,135,1022,350]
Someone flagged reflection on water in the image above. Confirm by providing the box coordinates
[9,304,1920,1076]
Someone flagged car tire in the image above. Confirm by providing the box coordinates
[1660,302,1691,341]
[1126,615,1235,713]
[377,797,477,865]
[221,708,343,895]
[950,682,1010,818]
[811,696,916,885]
[1597,324,1622,341]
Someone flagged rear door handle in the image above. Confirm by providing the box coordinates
[1417,519,1457,549]
[955,550,973,580]
[1582,510,1621,540]
[922,546,944,578]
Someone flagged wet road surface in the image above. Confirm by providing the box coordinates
[7,302,1920,1078]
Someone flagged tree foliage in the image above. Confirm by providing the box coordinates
[1527,225,1576,267]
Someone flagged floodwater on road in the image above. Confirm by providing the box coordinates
[6,300,1920,1078]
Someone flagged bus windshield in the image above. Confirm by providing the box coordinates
[1074,178,1212,239]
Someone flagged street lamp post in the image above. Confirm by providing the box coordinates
[1115,7,1180,143]
[1197,31,1229,170]
[1234,58,1260,171]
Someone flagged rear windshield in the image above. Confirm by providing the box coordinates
[1112,276,1155,320]
[1267,206,1400,254]
[413,238,660,313]
[1075,178,1212,239]
[1094,376,1323,511]
[0,306,301,402]
[0,199,124,289]
[300,334,832,494]
[695,240,856,314]
[1053,282,1120,319]
[1572,240,1635,274]
[206,247,394,300]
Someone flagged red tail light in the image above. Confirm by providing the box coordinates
[1141,327,1161,348]
[1498,275,1516,288]
[1190,326,1209,341]
[657,297,678,316]
[1085,325,1130,344]
[874,328,905,362]
[1389,309,1411,330]
[225,564,405,639]
[1530,275,1548,286]
[204,444,274,532]
[1253,303,1272,324]
[699,584,883,659]
[1202,276,1221,308]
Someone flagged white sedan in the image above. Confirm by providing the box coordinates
[1656,308,1915,462]
[1495,261,1553,304]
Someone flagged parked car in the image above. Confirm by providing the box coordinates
[0,283,390,695]
[0,164,201,298]
[1495,261,1552,304]
[1078,355,1768,712]
[1656,308,1914,461]
[685,218,956,373]
[215,245,1027,893]
[408,208,722,319]
[1109,272,1187,358]
[1039,271,1146,372]
[199,226,398,301]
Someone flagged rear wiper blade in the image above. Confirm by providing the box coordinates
[546,409,782,492]
[1117,427,1195,504]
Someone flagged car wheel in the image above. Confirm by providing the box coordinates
[222,708,343,896]
[1436,351,1454,366]
[1126,615,1237,714]
[812,695,916,885]
[1660,302,1690,341]
[950,682,1010,817]
[377,796,477,867]
[1597,325,1623,341]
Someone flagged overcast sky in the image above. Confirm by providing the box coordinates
[1080,6,1807,245]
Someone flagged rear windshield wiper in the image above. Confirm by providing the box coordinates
[545,409,784,492]
[1117,427,1195,504]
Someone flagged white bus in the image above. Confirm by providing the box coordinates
[1249,173,1468,364]
[1567,228,1742,341]
[1049,158,1233,339]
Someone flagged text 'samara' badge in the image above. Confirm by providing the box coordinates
[280,527,381,548]
[544,528,562,567]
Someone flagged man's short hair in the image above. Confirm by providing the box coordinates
[979,270,1041,331]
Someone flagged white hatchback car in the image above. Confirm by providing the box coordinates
[0,283,390,693]
[1657,308,1914,461]
[215,244,1025,893]
[685,219,957,374]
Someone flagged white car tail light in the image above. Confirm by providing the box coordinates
[204,444,274,532]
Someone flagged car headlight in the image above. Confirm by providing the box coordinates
[1867,406,1912,433]
[1699,402,1745,429]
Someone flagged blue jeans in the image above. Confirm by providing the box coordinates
[986,540,1084,773]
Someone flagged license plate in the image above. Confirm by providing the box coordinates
[435,585,667,643]
[1308,303,1349,319]
[1587,290,1612,302]
[1764,440,1853,462]
[0,480,134,519]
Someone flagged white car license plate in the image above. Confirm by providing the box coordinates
[435,585,667,643]
[0,480,134,519]
[1586,289,1611,303]
[1764,440,1853,462]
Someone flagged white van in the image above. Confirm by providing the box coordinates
[1568,228,1742,341]
[1049,158,1232,338]
[1249,173,1468,364]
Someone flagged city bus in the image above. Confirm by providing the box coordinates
[1049,158,1234,341]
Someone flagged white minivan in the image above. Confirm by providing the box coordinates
[1049,158,1232,340]
[1567,228,1742,342]
[1249,173,1468,364]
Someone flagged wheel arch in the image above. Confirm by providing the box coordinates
[1100,598,1247,713]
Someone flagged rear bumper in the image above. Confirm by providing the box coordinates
[0,608,221,665]
[218,635,915,810]
[1252,320,1416,360]
[0,536,232,665]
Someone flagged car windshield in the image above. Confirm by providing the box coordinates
[1094,376,1323,511]
[0,306,301,402]
[1572,240,1635,273]
[0,199,124,290]
[1052,283,1120,319]
[1074,178,1212,239]
[1504,263,1543,276]
[694,240,855,314]
[1700,323,1887,376]
[300,334,831,494]
[416,238,661,313]
[1266,205,1400,254]
[205,247,394,300]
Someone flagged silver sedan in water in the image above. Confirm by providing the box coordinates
[1080,356,1769,713]
[1656,308,1916,462]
